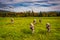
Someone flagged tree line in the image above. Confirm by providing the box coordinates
[0,10,60,17]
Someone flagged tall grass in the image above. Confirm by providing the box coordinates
[0,17,60,40]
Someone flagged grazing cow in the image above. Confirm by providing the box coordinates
[39,19,41,23]
[33,19,36,25]
[46,23,50,32]
[30,23,34,33]
[11,18,14,24]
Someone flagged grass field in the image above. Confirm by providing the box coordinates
[0,17,60,40]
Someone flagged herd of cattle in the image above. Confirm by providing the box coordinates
[11,18,50,34]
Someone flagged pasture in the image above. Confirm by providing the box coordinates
[0,17,60,40]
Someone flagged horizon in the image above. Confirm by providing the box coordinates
[0,0,60,12]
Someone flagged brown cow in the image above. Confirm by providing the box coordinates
[39,19,41,23]
[33,19,36,25]
[11,18,14,24]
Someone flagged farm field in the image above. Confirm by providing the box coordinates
[0,17,60,40]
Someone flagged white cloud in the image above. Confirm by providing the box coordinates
[0,0,60,12]
[0,4,60,12]
[12,7,31,12]
[0,0,47,4]
[48,0,60,4]
[0,0,60,4]
[6,5,59,12]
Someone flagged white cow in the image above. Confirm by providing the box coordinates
[30,23,34,33]
[46,23,50,32]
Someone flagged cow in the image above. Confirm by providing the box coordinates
[30,23,35,33]
[33,19,36,25]
[46,23,50,32]
[11,18,14,24]
[39,19,41,23]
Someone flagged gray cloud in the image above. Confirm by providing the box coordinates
[0,0,60,12]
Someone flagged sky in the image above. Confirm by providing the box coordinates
[0,0,60,12]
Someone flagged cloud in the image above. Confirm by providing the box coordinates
[0,0,60,12]
[0,0,47,4]
[8,5,60,12]
[48,0,60,4]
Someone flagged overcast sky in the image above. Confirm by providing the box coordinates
[0,0,60,12]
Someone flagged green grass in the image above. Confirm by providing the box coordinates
[0,17,60,40]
